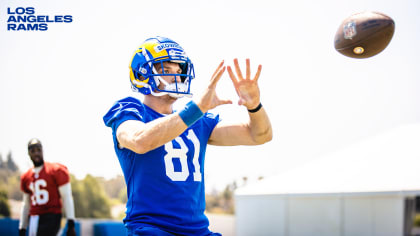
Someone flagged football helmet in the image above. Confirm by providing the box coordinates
[129,36,195,98]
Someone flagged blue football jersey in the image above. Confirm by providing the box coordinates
[103,96,220,235]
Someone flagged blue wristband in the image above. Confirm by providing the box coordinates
[179,101,204,127]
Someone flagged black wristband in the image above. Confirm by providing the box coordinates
[247,103,262,113]
[67,219,75,228]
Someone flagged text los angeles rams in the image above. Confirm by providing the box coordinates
[7,7,73,31]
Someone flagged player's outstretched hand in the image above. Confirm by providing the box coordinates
[196,61,232,112]
[227,58,262,110]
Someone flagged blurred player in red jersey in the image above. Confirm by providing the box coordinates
[18,138,76,236]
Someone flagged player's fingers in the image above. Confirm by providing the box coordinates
[233,58,244,80]
[209,66,225,88]
[227,66,239,86]
[246,59,251,80]
[218,99,233,105]
[253,64,262,82]
[211,61,224,79]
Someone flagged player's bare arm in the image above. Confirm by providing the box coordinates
[117,116,187,154]
[208,58,272,146]
[117,61,230,154]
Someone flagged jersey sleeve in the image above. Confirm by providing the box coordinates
[201,112,221,140]
[53,163,70,186]
[20,172,31,194]
[103,97,145,131]
[203,112,220,130]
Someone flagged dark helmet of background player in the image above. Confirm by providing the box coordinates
[28,138,44,167]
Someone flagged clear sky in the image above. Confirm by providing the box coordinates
[1,0,419,192]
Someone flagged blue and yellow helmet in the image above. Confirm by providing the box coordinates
[129,36,195,97]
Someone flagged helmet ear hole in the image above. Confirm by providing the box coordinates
[135,71,142,80]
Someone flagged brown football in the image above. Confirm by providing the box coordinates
[334,11,395,59]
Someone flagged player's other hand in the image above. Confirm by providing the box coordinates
[195,60,232,112]
[67,227,76,236]
[66,220,77,236]
[19,229,26,236]
[227,58,262,110]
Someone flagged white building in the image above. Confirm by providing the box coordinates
[235,123,420,236]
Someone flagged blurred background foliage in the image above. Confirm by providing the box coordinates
[0,151,237,219]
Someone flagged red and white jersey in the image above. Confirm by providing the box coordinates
[20,162,70,215]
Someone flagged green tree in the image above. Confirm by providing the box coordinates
[0,151,22,201]
[6,174,22,200]
[100,175,126,200]
[0,154,4,169]
[118,187,127,203]
[6,152,18,172]
[0,188,11,217]
[70,174,89,217]
[71,174,111,218]
[84,175,111,218]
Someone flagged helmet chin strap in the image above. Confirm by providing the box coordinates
[164,83,191,98]
[155,77,190,98]
[132,77,190,98]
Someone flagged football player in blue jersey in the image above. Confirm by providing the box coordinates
[103,36,272,236]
